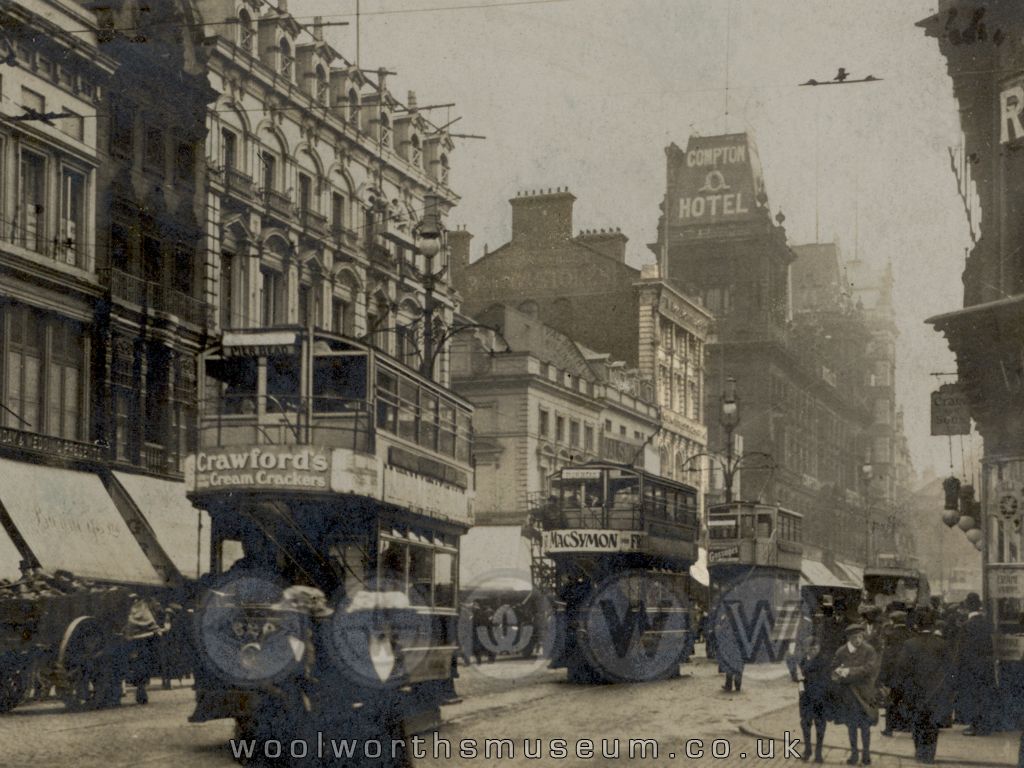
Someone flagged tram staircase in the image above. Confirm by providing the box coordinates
[523,493,557,599]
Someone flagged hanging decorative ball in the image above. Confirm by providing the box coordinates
[958,515,976,532]
[966,528,983,544]
[974,539,983,552]
[942,510,960,528]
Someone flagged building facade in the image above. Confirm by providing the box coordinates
[921,0,1024,685]
[451,189,711,493]
[654,133,877,569]
[196,0,460,386]
[451,304,661,526]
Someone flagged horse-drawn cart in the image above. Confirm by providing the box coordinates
[0,575,134,713]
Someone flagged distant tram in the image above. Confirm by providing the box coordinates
[706,502,803,663]
[863,564,931,613]
[533,462,700,683]
[185,327,473,756]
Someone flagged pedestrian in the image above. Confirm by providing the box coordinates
[788,607,816,683]
[955,592,996,735]
[880,609,912,736]
[831,622,880,766]
[798,637,830,763]
[714,609,744,692]
[895,607,954,764]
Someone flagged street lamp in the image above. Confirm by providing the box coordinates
[406,193,445,379]
[860,454,874,566]
[720,377,740,504]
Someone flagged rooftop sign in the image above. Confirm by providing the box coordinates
[671,133,768,226]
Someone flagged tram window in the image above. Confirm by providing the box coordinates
[420,392,439,450]
[267,355,300,412]
[709,516,737,539]
[313,355,367,412]
[219,538,246,572]
[609,477,640,509]
[740,513,755,537]
[434,552,455,607]
[455,410,472,463]
[376,371,399,433]
[408,546,433,606]
[438,401,456,457]
[397,377,419,442]
[756,513,773,538]
[378,539,407,591]
[329,542,369,600]
[206,358,257,414]
[559,479,603,509]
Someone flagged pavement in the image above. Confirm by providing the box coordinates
[742,694,1022,766]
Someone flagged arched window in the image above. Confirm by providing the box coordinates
[238,10,254,53]
[279,38,293,80]
[315,65,328,104]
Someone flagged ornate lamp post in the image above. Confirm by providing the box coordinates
[720,377,740,503]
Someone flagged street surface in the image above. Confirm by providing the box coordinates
[0,655,1010,767]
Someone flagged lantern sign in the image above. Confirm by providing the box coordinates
[930,383,971,436]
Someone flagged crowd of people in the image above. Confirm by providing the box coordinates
[782,591,995,765]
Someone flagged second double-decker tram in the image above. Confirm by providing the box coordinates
[184,327,473,758]
[707,502,803,663]
[535,463,700,683]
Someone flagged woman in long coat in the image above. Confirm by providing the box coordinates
[831,623,880,766]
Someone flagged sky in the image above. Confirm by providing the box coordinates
[295,0,982,480]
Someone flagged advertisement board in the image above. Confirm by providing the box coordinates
[672,133,767,226]
[541,529,645,554]
[189,446,332,492]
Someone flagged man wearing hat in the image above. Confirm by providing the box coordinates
[880,609,912,736]
[955,592,996,735]
[831,622,880,765]
[895,607,954,764]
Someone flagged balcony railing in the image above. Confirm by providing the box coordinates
[224,167,255,200]
[0,426,106,463]
[299,208,328,237]
[143,442,169,474]
[101,268,211,328]
[262,188,293,219]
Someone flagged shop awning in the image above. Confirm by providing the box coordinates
[0,528,23,582]
[834,561,864,588]
[459,525,534,593]
[690,546,709,587]
[801,558,849,589]
[0,458,162,585]
[113,471,211,579]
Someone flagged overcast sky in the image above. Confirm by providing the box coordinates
[296,0,982,480]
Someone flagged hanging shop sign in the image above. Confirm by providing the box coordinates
[1000,76,1024,145]
[930,383,971,435]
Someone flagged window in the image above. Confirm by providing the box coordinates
[298,172,312,213]
[111,222,130,272]
[48,319,83,440]
[260,151,277,192]
[260,268,283,326]
[315,65,328,104]
[420,392,438,450]
[331,192,346,233]
[439,153,449,186]
[279,38,293,80]
[172,243,192,295]
[410,134,421,168]
[584,424,594,451]
[634,430,643,441]
[298,284,311,326]
[555,415,565,443]
[331,298,350,335]
[144,343,168,445]
[347,88,359,125]
[59,168,85,267]
[380,113,391,148]
[222,128,237,170]
[175,141,194,180]
[539,408,549,438]
[59,110,84,142]
[220,251,235,329]
[689,381,700,421]
[238,10,254,52]
[144,126,164,170]
[4,304,43,431]
[569,420,580,447]
[619,425,627,437]
[110,102,134,155]
[605,419,612,432]
[143,235,161,282]
[18,151,46,253]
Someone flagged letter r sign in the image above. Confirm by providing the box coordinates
[1001,84,1024,145]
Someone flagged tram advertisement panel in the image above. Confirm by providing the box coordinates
[542,529,646,554]
[189,446,332,492]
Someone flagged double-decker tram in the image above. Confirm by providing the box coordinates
[534,462,700,683]
[707,502,803,663]
[863,558,931,614]
[184,327,473,758]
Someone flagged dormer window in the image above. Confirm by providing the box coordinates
[380,113,391,149]
[238,10,254,53]
[315,65,328,104]
[410,135,421,168]
[439,153,449,186]
[280,38,293,80]
[347,88,360,126]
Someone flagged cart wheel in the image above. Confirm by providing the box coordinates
[57,617,119,711]
[0,658,28,714]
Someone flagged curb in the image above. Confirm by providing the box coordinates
[738,706,1018,768]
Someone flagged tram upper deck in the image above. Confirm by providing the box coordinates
[185,327,474,527]
[706,501,803,572]
[534,463,700,566]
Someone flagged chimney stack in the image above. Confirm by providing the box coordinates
[448,226,474,291]
[576,226,628,262]
[407,91,418,111]
[508,187,576,243]
[312,16,323,41]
